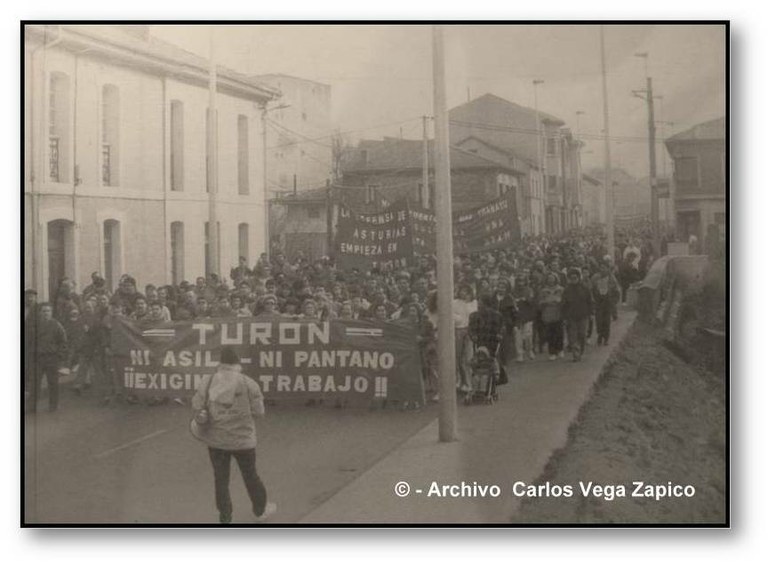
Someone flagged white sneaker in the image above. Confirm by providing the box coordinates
[529,351,536,360]
[548,355,556,361]
[515,355,524,363]
[558,351,564,359]
[254,502,277,522]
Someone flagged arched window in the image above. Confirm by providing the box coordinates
[170,221,184,285]
[103,219,122,290]
[238,115,249,195]
[48,73,70,183]
[170,100,184,191]
[204,221,220,278]
[47,219,74,299]
[101,85,120,186]
[238,223,249,264]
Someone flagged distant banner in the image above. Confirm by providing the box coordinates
[409,205,437,255]
[407,190,522,256]
[111,317,425,406]
[334,191,522,269]
[452,190,522,254]
[335,201,414,271]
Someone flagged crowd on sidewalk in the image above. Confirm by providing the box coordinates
[24,224,654,413]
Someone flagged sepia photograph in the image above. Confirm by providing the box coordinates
[21,22,728,526]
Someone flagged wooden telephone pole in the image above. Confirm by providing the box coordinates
[432,25,458,442]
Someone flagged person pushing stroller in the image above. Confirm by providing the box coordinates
[466,294,505,404]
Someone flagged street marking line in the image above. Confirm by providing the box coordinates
[93,429,170,460]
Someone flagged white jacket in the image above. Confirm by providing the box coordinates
[191,364,265,450]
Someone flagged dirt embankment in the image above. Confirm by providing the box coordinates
[513,281,727,524]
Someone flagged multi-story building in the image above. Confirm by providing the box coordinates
[253,73,332,194]
[452,136,544,236]
[581,174,604,227]
[449,93,583,235]
[340,137,525,215]
[24,25,280,299]
[664,117,726,244]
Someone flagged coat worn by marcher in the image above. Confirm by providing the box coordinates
[191,363,265,451]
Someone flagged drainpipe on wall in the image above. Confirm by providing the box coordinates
[28,25,62,298]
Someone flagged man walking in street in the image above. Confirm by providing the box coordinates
[26,303,68,413]
[562,268,593,362]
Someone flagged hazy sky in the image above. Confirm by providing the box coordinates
[152,24,726,178]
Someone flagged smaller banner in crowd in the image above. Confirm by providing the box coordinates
[334,189,522,269]
[452,190,522,254]
[112,317,425,407]
[408,205,437,256]
[335,201,414,271]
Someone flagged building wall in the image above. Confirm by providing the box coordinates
[667,139,726,243]
[257,75,332,193]
[341,168,512,213]
[25,36,268,298]
[447,137,543,236]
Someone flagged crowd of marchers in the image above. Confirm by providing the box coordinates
[24,223,654,412]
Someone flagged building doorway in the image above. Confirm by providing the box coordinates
[677,210,702,244]
[103,220,121,292]
[47,219,74,300]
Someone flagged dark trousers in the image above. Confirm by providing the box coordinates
[566,318,588,357]
[534,318,546,353]
[208,447,267,519]
[595,301,612,344]
[28,355,60,412]
[544,321,564,355]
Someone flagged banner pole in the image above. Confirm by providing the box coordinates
[432,25,458,442]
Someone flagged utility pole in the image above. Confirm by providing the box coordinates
[261,105,270,262]
[647,76,659,257]
[261,102,291,261]
[326,178,333,256]
[633,52,659,257]
[432,25,457,443]
[575,111,585,229]
[533,79,545,235]
[207,26,220,278]
[422,115,430,208]
[600,26,615,258]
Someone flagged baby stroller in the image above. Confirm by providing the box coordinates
[463,344,500,406]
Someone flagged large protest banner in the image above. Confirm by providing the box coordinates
[111,317,425,406]
[335,200,414,271]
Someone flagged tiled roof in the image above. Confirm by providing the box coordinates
[449,93,565,163]
[666,117,725,142]
[273,186,329,204]
[30,25,281,101]
[342,137,522,174]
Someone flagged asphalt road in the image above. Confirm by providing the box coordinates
[24,311,632,525]
[24,393,438,524]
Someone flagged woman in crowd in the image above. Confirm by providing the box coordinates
[452,283,477,391]
[538,272,564,360]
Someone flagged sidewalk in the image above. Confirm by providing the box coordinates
[299,310,636,524]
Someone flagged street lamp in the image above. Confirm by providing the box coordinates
[261,102,290,261]
[634,52,649,78]
[532,79,544,234]
[575,110,586,140]
[574,111,586,228]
